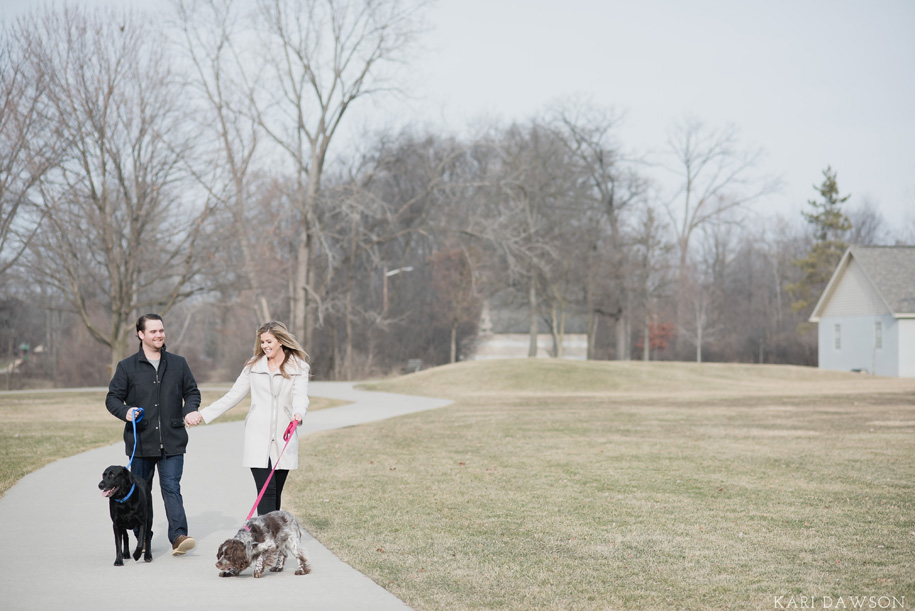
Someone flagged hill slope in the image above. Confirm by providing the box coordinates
[366,359,911,398]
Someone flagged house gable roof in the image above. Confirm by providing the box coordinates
[809,245,915,322]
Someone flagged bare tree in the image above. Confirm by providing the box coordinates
[846,198,887,245]
[630,204,673,361]
[0,23,53,280]
[679,272,712,362]
[665,117,781,268]
[251,0,428,347]
[289,129,463,378]
[487,123,570,357]
[22,6,215,373]
[429,248,480,363]
[898,189,915,245]
[684,220,736,362]
[663,116,779,354]
[550,101,646,359]
[174,0,273,324]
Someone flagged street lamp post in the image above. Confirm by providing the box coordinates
[383,266,413,317]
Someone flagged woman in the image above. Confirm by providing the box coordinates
[193,321,309,515]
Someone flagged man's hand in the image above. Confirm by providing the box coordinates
[184,412,203,427]
[126,407,142,422]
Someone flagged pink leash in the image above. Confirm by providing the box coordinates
[244,419,299,530]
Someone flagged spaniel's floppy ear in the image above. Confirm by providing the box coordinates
[228,541,250,569]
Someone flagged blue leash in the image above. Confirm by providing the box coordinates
[116,408,144,504]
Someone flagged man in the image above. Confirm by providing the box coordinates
[106,313,201,556]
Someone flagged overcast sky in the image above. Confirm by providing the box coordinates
[5,0,914,234]
[406,0,915,233]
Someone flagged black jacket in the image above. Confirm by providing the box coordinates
[106,345,201,458]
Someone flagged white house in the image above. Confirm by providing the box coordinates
[809,246,915,377]
[469,299,588,360]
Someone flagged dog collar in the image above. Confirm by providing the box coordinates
[114,483,136,504]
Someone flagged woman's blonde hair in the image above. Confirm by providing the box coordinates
[246,321,309,378]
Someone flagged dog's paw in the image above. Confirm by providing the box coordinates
[114,558,124,567]
[269,566,283,572]
[144,553,152,563]
[218,570,236,578]
[295,564,311,575]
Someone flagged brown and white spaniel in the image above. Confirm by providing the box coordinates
[215,510,312,578]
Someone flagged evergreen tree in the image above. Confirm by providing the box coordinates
[788,166,852,314]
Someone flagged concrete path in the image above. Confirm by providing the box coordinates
[0,382,451,611]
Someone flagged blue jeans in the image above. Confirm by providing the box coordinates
[131,453,188,545]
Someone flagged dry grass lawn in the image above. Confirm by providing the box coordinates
[284,360,915,610]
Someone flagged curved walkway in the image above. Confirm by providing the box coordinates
[0,382,451,611]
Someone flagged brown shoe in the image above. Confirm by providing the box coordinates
[172,535,196,556]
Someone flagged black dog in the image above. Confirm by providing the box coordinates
[99,465,153,566]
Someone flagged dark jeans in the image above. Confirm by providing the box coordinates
[131,453,188,544]
[251,460,289,516]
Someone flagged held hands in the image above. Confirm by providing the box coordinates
[185,412,203,427]
[182,411,292,427]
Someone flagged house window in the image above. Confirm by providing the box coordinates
[834,324,841,350]
[875,321,883,349]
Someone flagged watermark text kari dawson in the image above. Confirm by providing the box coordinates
[774,595,905,609]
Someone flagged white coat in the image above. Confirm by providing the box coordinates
[199,355,309,469]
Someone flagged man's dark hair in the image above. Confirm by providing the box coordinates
[136,313,163,336]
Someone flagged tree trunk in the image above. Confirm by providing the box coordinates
[615,314,629,361]
[305,260,316,351]
[292,237,309,343]
[548,304,565,358]
[344,284,353,379]
[643,312,651,362]
[585,246,596,360]
[696,323,703,363]
[301,127,328,353]
[588,315,599,360]
[231,176,271,323]
[328,322,337,380]
[527,273,538,358]
[109,322,132,379]
[675,248,689,357]
[257,296,271,325]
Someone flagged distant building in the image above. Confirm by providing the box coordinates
[809,246,915,377]
[469,299,588,360]
[472,333,588,360]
